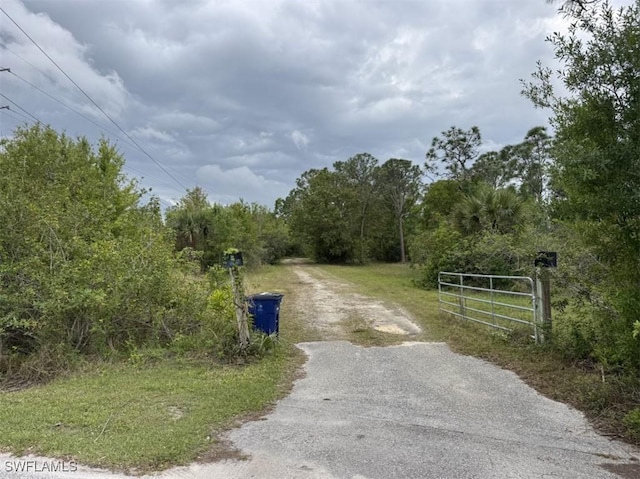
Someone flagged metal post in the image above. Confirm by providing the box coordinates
[531,277,539,343]
[438,273,442,314]
[540,268,552,342]
[459,274,465,320]
[490,276,495,325]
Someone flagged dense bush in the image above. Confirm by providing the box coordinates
[410,224,533,288]
[545,225,640,373]
[0,125,255,380]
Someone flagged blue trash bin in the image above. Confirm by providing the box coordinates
[247,292,283,335]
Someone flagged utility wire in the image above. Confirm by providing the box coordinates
[2,44,44,72]
[0,92,41,123]
[2,44,84,102]
[6,108,34,123]
[0,6,188,191]
[0,105,174,209]
[9,69,142,150]
[5,69,198,188]
[0,106,31,124]
[2,34,198,191]
[4,62,198,188]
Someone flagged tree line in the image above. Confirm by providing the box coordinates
[165,186,290,270]
[277,124,551,266]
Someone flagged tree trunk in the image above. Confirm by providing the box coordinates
[360,214,366,264]
[398,215,406,263]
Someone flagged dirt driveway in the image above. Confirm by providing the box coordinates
[2,264,639,479]
[290,266,421,339]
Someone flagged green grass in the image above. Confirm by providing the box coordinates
[0,265,309,473]
[0,356,287,472]
[318,263,444,341]
[318,262,640,445]
[245,264,320,345]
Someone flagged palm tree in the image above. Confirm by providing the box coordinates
[453,194,483,235]
[453,185,524,235]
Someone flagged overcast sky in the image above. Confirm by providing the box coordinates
[1,0,575,209]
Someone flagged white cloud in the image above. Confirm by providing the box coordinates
[291,130,310,150]
[131,126,176,143]
[196,164,290,205]
[2,0,129,119]
[152,111,219,133]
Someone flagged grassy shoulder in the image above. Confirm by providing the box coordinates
[0,265,309,473]
[0,356,288,472]
[318,262,640,445]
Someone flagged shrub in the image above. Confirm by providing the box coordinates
[410,226,530,288]
[0,125,248,379]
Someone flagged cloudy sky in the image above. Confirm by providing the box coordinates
[1,0,575,209]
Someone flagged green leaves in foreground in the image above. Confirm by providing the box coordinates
[0,125,196,376]
[0,125,241,379]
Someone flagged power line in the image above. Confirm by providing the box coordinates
[6,108,34,123]
[2,46,87,104]
[0,106,31,124]
[4,68,199,188]
[2,44,45,73]
[0,92,41,123]
[0,107,174,208]
[8,69,140,149]
[0,6,188,191]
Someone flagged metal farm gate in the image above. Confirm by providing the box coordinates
[438,272,541,343]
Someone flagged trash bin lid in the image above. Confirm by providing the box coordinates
[248,292,284,301]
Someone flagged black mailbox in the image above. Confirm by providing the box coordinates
[535,251,557,268]
[223,251,244,268]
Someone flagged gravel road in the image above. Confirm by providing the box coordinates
[1,265,638,479]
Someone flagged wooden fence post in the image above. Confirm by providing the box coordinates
[535,268,552,343]
[229,265,250,351]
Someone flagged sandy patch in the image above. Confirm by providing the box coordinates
[291,267,421,340]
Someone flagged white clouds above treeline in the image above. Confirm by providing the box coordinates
[1,0,578,207]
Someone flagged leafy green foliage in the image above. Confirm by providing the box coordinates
[623,408,640,440]
[166,192,290,269]
[453,185,525,236]
[523,0,640,373]
[419,180,463,228]
[469,149,518,189]
[409,224,462,287]
[0,126,186,375]
[0,125,267,380]
[410,226,530,288]
[378,159,423,263]
[280,155,423,263]
[333,153,379,263]
[284,167,357,263]
[516,127,552,202]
